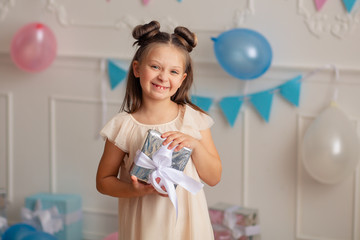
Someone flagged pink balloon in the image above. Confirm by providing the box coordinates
[11,22,57,73]
[102,232,118,240]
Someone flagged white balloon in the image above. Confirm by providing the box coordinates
[301,104,360,184]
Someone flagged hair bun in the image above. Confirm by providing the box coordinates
[174,26,197,52]
[132,21,161,46]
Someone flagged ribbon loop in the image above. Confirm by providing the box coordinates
[134,144,204,218]
[21,200,64,234]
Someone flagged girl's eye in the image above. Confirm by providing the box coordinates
[151,65,159,70]
[171,70,179,74]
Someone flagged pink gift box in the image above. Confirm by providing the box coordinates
[209,202,257,226]
[209,202,260,239]
[213,224,232,240]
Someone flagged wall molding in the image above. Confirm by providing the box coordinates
[0,0,254,32]
[0,0,14,21]
[0,92,13,202]
[49,95,121,239]
[241,110,249,206]
[295,114,359,240]
[297,0,360,39]
[49,95,121,193]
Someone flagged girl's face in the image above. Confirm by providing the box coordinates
[132,44,187,103]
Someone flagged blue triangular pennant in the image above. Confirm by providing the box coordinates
[279,75,302,107]
[249,90,274,123]
[219,96,243,127]
[342,0,357,12]
[191,95,213,112]
[107,59,128,90]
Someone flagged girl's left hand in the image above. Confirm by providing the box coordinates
[161,131,199,152]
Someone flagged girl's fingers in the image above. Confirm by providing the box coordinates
[131,175,138,185]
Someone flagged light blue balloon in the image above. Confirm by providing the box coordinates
[212,28,272,80]
[2,223,37,240]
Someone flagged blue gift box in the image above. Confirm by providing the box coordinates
[24,193,83,240]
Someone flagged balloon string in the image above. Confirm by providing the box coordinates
[242,81,249,101]
[303,64,340,104]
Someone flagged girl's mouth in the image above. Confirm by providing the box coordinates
[152,83,169,90]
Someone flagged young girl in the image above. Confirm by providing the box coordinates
[96,20,222,240]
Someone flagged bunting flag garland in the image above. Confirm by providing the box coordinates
[142,0,150,5]
[279,75,302,107]
[314,0,327,11]
[105,58,302,126]
[190,75,303,126]
[219,97,244,127]
[191,95,213,112]
[342,0,357,12]
[249,90,275,123]
[314,0,358,12]
[107,59,128,90]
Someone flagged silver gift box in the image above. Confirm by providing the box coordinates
[130,129,192,184]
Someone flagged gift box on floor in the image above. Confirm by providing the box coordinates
[209,202,260,240]
[130,129,192,184]
[23,193,83,240]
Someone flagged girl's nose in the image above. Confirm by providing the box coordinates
[158,71,168,81]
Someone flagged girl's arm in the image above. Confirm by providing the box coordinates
[96,139,157,198]
[161,129,222,186]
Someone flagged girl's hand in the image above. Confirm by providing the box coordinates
[130,176,168,197]
[161,131,199,152]
[130,175,156,197]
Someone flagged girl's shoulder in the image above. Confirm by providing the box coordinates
[181,104,214,135]
[99,111,134,151]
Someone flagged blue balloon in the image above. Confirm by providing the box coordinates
[2,223,37,240]
[212,28,272,80]
[22,232,58,240]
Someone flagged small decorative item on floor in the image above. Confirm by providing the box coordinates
[130,129,203,218]
[22,193,83,240]
[102,231,118,240]
[2,223,57,240]
[209,202,260,240]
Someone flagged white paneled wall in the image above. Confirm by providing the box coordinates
[1,0,360,239]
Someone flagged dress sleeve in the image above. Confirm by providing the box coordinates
[99,112,132,153]
[181,105,215,139]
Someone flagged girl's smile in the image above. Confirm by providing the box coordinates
[151,82,169,90]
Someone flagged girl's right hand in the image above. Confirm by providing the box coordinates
[130,175,157,197]
[130,175,168,197]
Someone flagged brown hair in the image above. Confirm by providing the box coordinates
[120,20,205,114]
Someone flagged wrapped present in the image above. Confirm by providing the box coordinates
[130,129,192,183]
[22,193,83,240]
[130,129,203,217]
[213,224,233,240]
[209,202,260,240]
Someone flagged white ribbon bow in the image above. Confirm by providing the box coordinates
[21,199,63,234]
[134,144,204,218]
[223,206,245,239]
[223,206,261,238]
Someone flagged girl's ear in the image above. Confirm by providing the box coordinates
[180,73,187,85]
[133,61,140,78]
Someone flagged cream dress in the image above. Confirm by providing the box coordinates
[100,104,215,240]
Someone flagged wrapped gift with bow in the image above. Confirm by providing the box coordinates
[22,193,83,240]
[130,129,204,218]
[209,202,261,240]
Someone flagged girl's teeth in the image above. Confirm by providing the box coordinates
[154,83,167,90]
